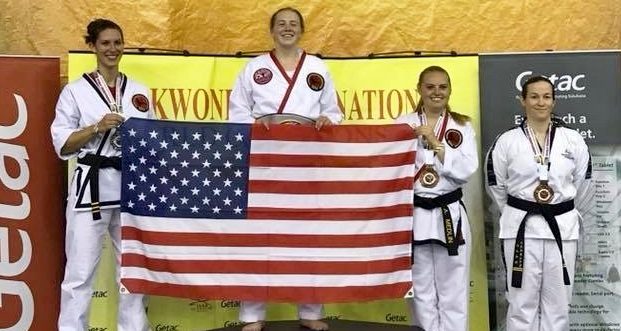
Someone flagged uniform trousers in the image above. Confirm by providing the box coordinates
[409,220,471,331]
[503,238,577,331]
[58,205,149,331]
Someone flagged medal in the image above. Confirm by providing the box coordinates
[415,110,449,188]
[93,70,125,149]
[420,166,439,188]
[110,128,122,150]
[525,121,555,204]
[534,181,554,203]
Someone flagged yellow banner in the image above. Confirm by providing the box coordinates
[68,52,487,331]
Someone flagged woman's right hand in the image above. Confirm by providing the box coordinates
[95,113,125,133]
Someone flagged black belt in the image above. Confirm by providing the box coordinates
[507,195,574,288]
[77,154,121,220]
[414,188,463,256]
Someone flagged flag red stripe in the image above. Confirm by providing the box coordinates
[122,227,411,247]
[247,205,413,220]
[249,152,415,168]
[122,254,411,274]
[249,177,414,194]
[251,124,416,143]
[121,279,412,303]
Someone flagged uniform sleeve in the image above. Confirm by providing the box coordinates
[485,134,509,211]
[50,86,80,160]
[572,135,593,215]
[318,64,343,124]
[228,64,256,124]
[436,122,478,184]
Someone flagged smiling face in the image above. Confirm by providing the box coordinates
[417,70,451,113]
[90,28,124,71]
[521,80,555,122]
[270,9,303,49]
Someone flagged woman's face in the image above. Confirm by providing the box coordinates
[90,28,124,70]
[417,71,451,112]
[521,81,555,122]
[270,10,302,48]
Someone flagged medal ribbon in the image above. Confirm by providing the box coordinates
[413,110,450,183]
[524,121,552,181]
[93,71,123,114]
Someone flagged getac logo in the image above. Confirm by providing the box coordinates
[189,299,213,312]
[220,300,240,308]
[224,320,244,327]
[385,313,408,322]
[88,328,107,331]
[515,71,585,92]
[92,291,108,298]
[0,94,34,331]
[154,324,180,331]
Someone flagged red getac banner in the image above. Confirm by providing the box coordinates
[0,56,63,330]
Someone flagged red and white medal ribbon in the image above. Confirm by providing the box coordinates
[93,71,123,114]
[418,110,449,165]
[524,121,552,181]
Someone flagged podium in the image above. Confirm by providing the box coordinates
[208,320,423,331]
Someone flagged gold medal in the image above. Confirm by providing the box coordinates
[534,181,554,203]
[420,166,439,188]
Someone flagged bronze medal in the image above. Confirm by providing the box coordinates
[534,182,554,203]
[420,166,439,188]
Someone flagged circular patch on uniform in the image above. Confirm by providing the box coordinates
[306,73,325,91]
[253,68,273,85]
[445,129,463,148]
[132,94,150,112]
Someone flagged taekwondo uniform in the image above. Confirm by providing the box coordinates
[229,50,343,323]
[486,118,592,331]
[229,51,342,124]
[395,111,478,331]
[51,72,154,331]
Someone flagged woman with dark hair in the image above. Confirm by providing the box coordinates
[228,6,342,331]
[486,75,592,330]
[395,65,478,331]
[50,18,154,331]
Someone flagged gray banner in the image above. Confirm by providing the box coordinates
[480,51,621,331]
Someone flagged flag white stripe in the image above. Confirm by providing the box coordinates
[248,165,414,181]
[248,190,412,208]
[122,214,413,235]
[122,241,411,261]
[122,267,411,287]
[251,139,416,156]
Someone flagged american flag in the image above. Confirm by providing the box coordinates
[119,118,416,303]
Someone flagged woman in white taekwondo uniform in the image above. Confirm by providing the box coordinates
[228,7,342,331]
[486,76,592,331]
[395,66,478,331]
[50,19,154,331]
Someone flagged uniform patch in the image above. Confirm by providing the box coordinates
[445,129,463,148]
[132,94,150,112]
[253,68,273,85]
[306,73,325,91]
